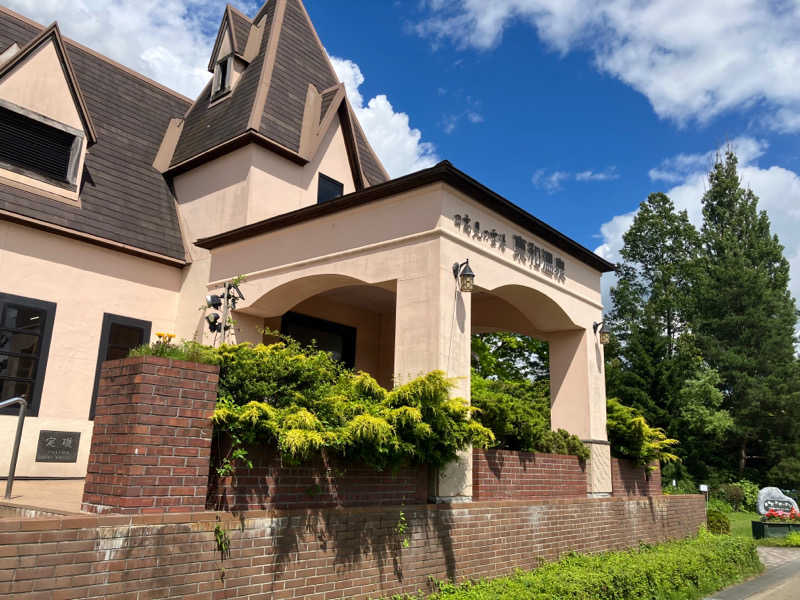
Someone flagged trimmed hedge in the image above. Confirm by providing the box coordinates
[398,531,761,600]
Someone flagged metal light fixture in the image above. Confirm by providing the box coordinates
[205,294,222,309]
[452,259,475,292]
[206,313,222,332]
[593,321,610,345]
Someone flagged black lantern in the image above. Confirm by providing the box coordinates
[593,321,610,345]
[452,259,475,292]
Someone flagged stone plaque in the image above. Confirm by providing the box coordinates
[757,486,799,515]
[35,430,80,463]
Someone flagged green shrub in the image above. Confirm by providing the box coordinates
[607,397,680,468]
[708,498,733,514]
[129,336,219,364]
[211,341,494,472]
[398,530,760,600]
[782,532,800,547]
[707,509,731,534]
[736,480,760,512]
[470,373,589,460]
[716,483,745,512]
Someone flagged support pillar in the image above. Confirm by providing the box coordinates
[549,328,611,496]
[394,264,472,502]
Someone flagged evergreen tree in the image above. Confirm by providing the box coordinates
[693,152,799,477]
[606,193,702,432]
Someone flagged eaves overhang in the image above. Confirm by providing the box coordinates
[194,160,617,274]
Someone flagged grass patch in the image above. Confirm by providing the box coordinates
[388,531,762,600]
[728,511,759,538]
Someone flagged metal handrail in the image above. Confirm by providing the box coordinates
[1,396,27,500]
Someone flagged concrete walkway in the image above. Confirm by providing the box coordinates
[706,547,800,599]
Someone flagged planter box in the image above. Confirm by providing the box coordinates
[752,520,800,539]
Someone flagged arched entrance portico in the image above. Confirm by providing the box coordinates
[199,172,614,500]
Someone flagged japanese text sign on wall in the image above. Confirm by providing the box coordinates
[453,213,566,281]
[35,430,80,463]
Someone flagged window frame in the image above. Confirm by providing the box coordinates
[0,292,57,417]
[89,313,151,420]
[281,311,356,369]
[0,98,84,190]
[317,173,344,204]
[211,55,234,100]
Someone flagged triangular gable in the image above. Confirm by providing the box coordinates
[207,4,252,72]
[0,23,96,144]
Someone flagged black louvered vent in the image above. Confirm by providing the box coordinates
[0,105,75,182]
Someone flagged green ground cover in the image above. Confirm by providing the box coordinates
[388,531,761,600]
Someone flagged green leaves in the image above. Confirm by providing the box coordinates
[211,342,493,471]
[470,373,589,460]
[607,398,679,468]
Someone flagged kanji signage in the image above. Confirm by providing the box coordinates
[453,213,566,281]
[35,430,80,463]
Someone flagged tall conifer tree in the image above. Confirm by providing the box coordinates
[693,152,799,476]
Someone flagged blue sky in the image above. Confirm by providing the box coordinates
[8,0,800,304]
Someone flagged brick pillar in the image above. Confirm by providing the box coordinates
[81,356,219,514]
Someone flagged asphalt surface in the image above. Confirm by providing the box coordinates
[706,548,800,600]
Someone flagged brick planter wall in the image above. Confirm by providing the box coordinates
[207,441,428,510]
[611,458,662,497]
[0,495,706,599]
[81,356,219,514]
[472,448,587,500]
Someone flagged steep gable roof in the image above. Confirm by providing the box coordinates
[169,0,389,188]
[0,7,190,263]
[206,4,253,72]
[0,22,97,144]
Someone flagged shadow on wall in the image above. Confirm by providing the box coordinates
[206,437,458,589]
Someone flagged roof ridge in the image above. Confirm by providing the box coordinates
[0,5,192,105]
[228,4,252,23]
[247,0,287,130]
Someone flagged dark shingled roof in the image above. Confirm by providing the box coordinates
[229,7,252,55]
[170,0,389,187]
[0,8,190,262]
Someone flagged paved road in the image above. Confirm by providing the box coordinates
[706,548,800,600]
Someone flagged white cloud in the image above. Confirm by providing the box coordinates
[532,169,570,193]
[648,137,767,183]
[533,166,618,192]
[595,136,800,311]
[575,166,619,182]
[330,56,438,177]
[417,1,800,131]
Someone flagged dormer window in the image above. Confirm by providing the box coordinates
[0,100,83,188]
[211,55,233,100]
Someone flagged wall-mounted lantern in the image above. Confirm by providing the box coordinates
[452,259,475,292]
[593,321,610,345]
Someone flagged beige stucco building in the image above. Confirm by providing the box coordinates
[0,0,615,498]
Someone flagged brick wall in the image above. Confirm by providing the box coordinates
[472,449,587,500]
[81,356,219,515]
[611,458,662,497]
[0,495,706,600]
[207,442,429,510]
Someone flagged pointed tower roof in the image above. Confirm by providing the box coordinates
[0,22,97,144]
[168,0,389,187]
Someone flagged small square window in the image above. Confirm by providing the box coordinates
[317,173,344,204]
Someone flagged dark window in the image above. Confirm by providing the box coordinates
[212,56,232,98]
[281,312,356,369]
[89,314,151,419]
[0,293,56,416]
[0,104,79,184]
[317,173,344,204]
